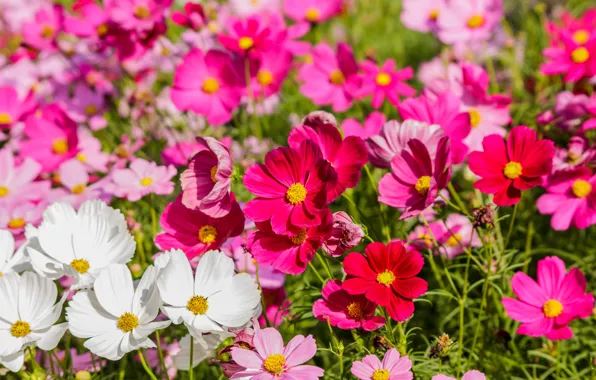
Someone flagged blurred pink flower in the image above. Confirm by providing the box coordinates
[552,135,596,172]
[231,0,281,17]
[110,158,176,201]
[0,85,36,129]
[259,287,290,327]
[247,51,292,98]
[218,15,276,57]
[172,2,206,30]
[21,5,64,52]
[162,141,203,167]
[401,0,446,33]
[542,32,596,83]
[0,148,50,206]
[0,199,45,237]
[357,59,415,108]
[437,0,503,45]
[57,83,107,131]
[52,160,109,208]
[227,234,286,289]
[107,0,170,32]
[341,112,386,139]
[64,1,110,41]
[283,0,342,24]
[433,214,481,259]
[75,129,110,173]
[433,370,486,380]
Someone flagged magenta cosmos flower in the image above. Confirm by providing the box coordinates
[469,126,555,206]
[401,0,446,33]
[218,15,275,57]
[230,323,324,379]
[180,137,234,218]
[0,149,50,206]
[20,104,79,173]
[433,370,486,380]
[313,280,385,331]
[552,135,596,172]
[379,137,451,219]
[437,0,503,45]
[155,196,244,259]
[283,0,342,24]
[537,167,596,231]
[0,86,35,129]
[21,5,64,52]
[351,348,413,380]
[399,92,472,165]
[541,32,596,83]
[288,122,368,201]
[243,140,333,235]
[64,1,110,41]
[107,0,169,32]
[357,59,415,109]
[171,49,242,125]
[248,51,292,99]
[299,43,360,112]
[110,158,177,201]
[250,210,332,275]
[342,112,386,139]
[502,256,594,340]
[171,2,205,30]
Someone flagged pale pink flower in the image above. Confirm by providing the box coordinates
[283,0,342,24]
[437,0,503,45]
[0,148,50,206]
[0,199,45,237]
[351,349,413,380]
[433,370,486,380]
[401,0,446,33]
[341,112,386,139]
[52,160,110,208]
[110,158,177,201]
[21,5,64,52]
[75,129,110,173]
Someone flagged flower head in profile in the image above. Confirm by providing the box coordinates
[313,280,385,331]
[322,212,364,257]
[433,370,486,380]
[552,135,596,172]
[469,126,555,206]
[26,200,136,289]
[110,158,177,202]
[230,322,324,379]
[502,256,594,340]
[357,59,415,109]
[283,0,342,24]
[157,249,260,341]
[351,348,413,380]
[171,2,206,30]
[67,265,171,360]
[342,112,386,139]
[379,137,451,219]
[155,196,245,260]
[343,242,427,322]
[0,272,68,372]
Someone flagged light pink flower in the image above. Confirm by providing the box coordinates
[21,5,64,52]
[351,349,413,380]
[283,0,342,24]
[437,0,503,45]
[110,158,177,201]
[75,129,110,173]
[57,83,107,131]
[231,0,281,17]
[401,0,446,33]
[0,148,50,205]
[52,160,109,209]
[64,1,110,41]
[162,141,204,167]
[341,112,386,139]
[357,59,415,108]
[0,199,45,237]
[552,135,596,172]
[107,0,169,32]
[432,370,486,380]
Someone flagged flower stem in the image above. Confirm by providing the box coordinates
[447,182,470,217]
[138,349,158,380]
[308,261,326,284]
[316,251,333,280]
[189,336,195,380]
[155,330,168,378]
[504,201,519,250]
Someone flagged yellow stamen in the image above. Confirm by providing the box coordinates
[198,225,217,244]
[0,112,13,124]
[257,70,274,86]
[202,77,220,94]
[372,369,390,380]
[467,14,485,29]
[305,8,321,22]
[96,24,108,37]
[329,69,345,85]
[41,25,55,39]
[286,183,307,204]
[289,229,307,245]
[70,259,90,274]
[503,162,522,180]
[71,184,87,195]
[134,5,150,19]
[187,295,209,315]
[543,299,563,318]
[77,153,87,163]
[263,354,286,375]
[238,37,254,51]
[0,186,9,197]
[376,73,391,86]
[140,177,153,187]
[468,108,481,128]
[429,9,439,20]
[8,218,25,229]
[207,21,219,33]
[415,176,431,195]
[572,179,592,198]
[376,270,395,287]
[117,312,139,332]
[346,302,364,320]
[210,166,218,183]
[446,233,462,247]
[84,105,98,116]
[52,138,69,154]
[571,47,590,63]
[572,30,590,45]
[10,321,31,338]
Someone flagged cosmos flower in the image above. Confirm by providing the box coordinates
[321,211,364,257]
[541,32,596,82]
[0,230,27,277]
[341,112,386,139]
[21,5,64,52]
[110,158,177,202]
[0,85,35,129]
[437,0,503,45]
[171,2,206,30]
[0,148,50,206]
[433,370,486,380]
[357,59,416,108]
[283,0,342,24]
[401,0,446,33]
[351,348,413,380]
[218,15,275,57]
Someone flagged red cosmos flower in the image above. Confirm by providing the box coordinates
[469,126,555,206]
[342,241,427,322]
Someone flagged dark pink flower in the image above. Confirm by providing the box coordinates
[218,15,275,57]
[357,59,415,108]
[171,2,206,30]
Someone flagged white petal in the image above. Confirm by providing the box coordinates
[18,272,57,323]
[78,200,128,235]
[0,350,24,372]
[66,290,116,339]
[32,292,67,330]
[36,322,68,350]
[173,334,223,370]
[94,264,134,317]
[72,215,113,265]
[25,239,65,280]
[207,273,260,328]
[157,250,193,307]
[0,330,23,357]
[0,272,20,322]
[161,305,192,325]
[132,266,160,323]
[190,314,223,333]
[41,202,77,225]
[104,228,136,265]
[132,321,171,341]
[37,218,77,264]
[0,230,15,266]
[194,250,234,297]
[84,329,125,361]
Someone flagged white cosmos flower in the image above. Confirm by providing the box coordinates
[173,334,223,370]
[0,271,68,372]
[0,230,28,276]
[66,264,170,360]
[26,200,135,289]
[157,249,260,344]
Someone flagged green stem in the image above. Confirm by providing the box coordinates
[439,193,462,213]
[308,261,326,284]
[138,349,158,380]
[316,251,333,280]
[470,232,493,362]
[504,201,519,250]
[447,182,470,217]
[119,354,128,380]
[457,256,471,377]
[155,330,168,378]
[189,337,195,380]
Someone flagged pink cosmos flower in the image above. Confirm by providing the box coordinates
[143,341,180,380]
[288,122,368,201]
[111,133,145,168]
[247,51,292,99]
[0,199,45,237]
[52,160,109,208]
[230,323,324,379]
[322,211,364,257]
[469,126,555,206]
[162,141,204,167]
[243,140,333,235]
[584,94,596,131]
[433,214,482,259]
[180,137,234,218]
[64,1,110,41]
[552,136,596,172]
[75,129,110,173]
[218,15,275,57]
[379,137,451,219]
[351,348,413,380]
[265,11,311,56]
[553,91,590,131]
[401,0,446,33]
[537,167,596,231]
[37,348,107,376]
[541,32,596,82]
[502,256,594,340]
[250,210,332,275]
[299,43,360,112]
[21,5,64,52]
[20,104,79,173]
[155,196,245,260]
[313,280,385,331]
[110,158,177,201]
[231,0,281,17]
[437,0,503,45]
[107,0,170,32]
[57,83,107,131]
[342,112,386,139]
[367,119,445,169]
[171,2,206,30]
[171,49,242,125]
[433,370,486,380]
[0,148,50,206]
[283,0,342,24]
[399,92,472,165]
[357,59,415,108]
[0,86,35,129]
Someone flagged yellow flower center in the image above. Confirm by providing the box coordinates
[572,30,590,45]
[207,21,219,33]
[77,153,87,163]
[187,295,209,315]
[376,270,395,287]
[75,370,92,380]
[257,70,274,86]
[376,73,391,86]
[543,299,563,318]
[8,218,26,229]
[503,162,522,180]
[0,186,8,197]
[467,14,485,29]
[140,177,153,187]
[52,138,69,154]
[238,37,254,50]
[134,5,150,19]
[468,108,481,128]
[202,77,220,94]
[84,105,98,116]
[346,302,364,320]
[329,69,345,85]
[71,184,87,194]
[429,9,439,20]
[96,24,108,37]
[286,183,307,204]
[415,176,431,195]
[198,225,217,244]
[418,233,433,246]
[289,229,307,245]
[571,47,590,63]
[10,320,31,338]
[70,259,90,274]
[263,354,286,375]
[41,25,55,39]
[0,112,13,124]
[0,272,3,277]
[210,166,218,182]
[572,179,592,198]
[117,312,139,332]
[305,8,321,22]
[372,369,390,380]
[446,233,462,247]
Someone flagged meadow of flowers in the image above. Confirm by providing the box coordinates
[1,0,596,379]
